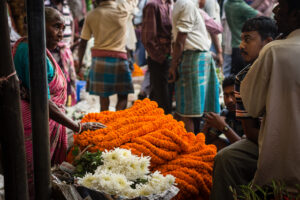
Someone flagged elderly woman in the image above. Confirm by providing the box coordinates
[13,7,105,198]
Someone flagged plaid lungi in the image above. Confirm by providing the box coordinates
[89,57,134,97]
[175,50,220,117]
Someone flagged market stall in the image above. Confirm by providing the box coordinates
[61,98,217,200]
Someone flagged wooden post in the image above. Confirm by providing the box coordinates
[26,0,51,199]
[0,0,29,199]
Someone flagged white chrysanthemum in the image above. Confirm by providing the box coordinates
[79,173,99,189]
[121,187,140,199]
[137,184,155,197]
[165,174,176,186]
[78,149,176,198]
[101,150,121,163]
[138,156,151,174]
[113,148,132,160]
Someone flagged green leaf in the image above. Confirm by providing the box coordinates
[72,145,80,156]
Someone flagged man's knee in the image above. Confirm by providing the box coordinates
[214,146,235,168]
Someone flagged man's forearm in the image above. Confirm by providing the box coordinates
[78,39,88,72]
[210,33,222,54]
[223,128,241,144]
[171,32,187,68]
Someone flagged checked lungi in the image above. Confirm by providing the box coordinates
[175,50,220,117]
[89,57,134,97]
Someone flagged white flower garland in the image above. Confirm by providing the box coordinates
[78,148,176,198]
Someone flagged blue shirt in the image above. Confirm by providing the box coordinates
[14,42,54,99]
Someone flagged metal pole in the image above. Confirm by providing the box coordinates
[0,0,29,199]
[26,0,51,199]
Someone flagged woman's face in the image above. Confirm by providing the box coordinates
[46,15,65,50]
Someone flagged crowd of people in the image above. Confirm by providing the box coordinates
[6,0,300,199]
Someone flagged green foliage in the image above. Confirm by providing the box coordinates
[73,150,103,177]
[231,181,300,200]
[130,178,148,189]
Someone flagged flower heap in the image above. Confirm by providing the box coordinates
[69,98,217,200]
[131,63,144,77]
[78,148,176,199]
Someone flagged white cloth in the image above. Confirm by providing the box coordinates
[204,0,222,43]
[240,29,300,187]
[172,0,211,51]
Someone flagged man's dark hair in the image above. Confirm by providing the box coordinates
[242,16,278,40]
[287,0,300,11]
[222,75,235,90]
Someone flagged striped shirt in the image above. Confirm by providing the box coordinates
[234,64,251,118]
[45,0,73,46]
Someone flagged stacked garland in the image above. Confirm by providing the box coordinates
[68,98,217,199]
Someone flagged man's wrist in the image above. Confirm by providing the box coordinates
[218,123,229,132]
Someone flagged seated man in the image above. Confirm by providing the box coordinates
[210,16,278,200]
[203,75,243,150]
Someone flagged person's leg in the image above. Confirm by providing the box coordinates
[138,69,150,99]
[210,139,258,200]
[148,57,171,114]
[116,94,128,111]
[181,116,195,133]
[223,53,232,77]
[100,96,109,111]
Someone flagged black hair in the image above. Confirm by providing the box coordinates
[242,16,278,40]
[222,75,235,90]
[287,0,300,11]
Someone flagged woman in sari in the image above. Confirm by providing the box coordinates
[13,7,105,199]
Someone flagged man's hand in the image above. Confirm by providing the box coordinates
[216,52,223,67]
[168,65,178,83]
[205,112,227,131]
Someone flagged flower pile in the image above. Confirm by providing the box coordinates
[78,148,176,199]
[131,63,144,77]
[69,98,217,200]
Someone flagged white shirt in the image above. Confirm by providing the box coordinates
[240,29,300,188]
[172,0,211,51]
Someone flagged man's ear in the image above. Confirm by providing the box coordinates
[263,36,273,45]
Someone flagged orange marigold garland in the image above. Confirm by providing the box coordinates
[69,98,217,199]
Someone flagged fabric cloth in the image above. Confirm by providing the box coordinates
[45,0,74,47]
[223,53,232,77]
[240,29,300,187]
[235,64,251,118]
[7,8,20,45]
[172,0,211,51]
[221,9,232,55]
[231,47,247,75]
[199,9,223,35]
[68,0,85,21]
[141,68,150,95]
[13,38,68,199]
[133,0,148,25]
[148,57,173,114]
[89,57,134,97]
[14,42,54,99]
[203,0,222,44]
[51,43,77,105]
[141,0,172,63]
[81,0,137,53]
[225,0,258,48]
[175,51,220,117]
[211,139,258,200]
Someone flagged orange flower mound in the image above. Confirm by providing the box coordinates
[70,99,217,199]
[131,63,144,77]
